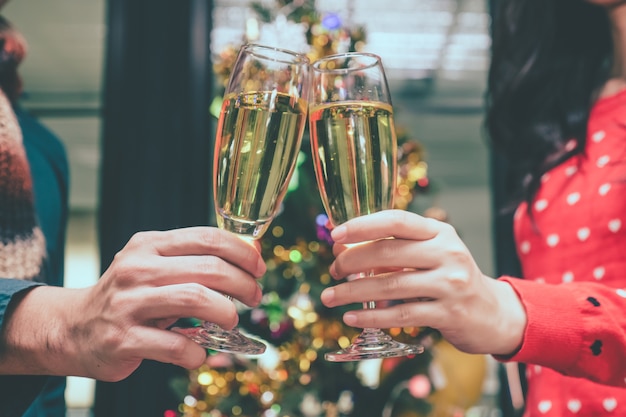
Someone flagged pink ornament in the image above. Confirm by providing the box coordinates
[408,374,431,398]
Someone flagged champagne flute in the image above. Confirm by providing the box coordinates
[309,52,424,361]
[190,44,311,354]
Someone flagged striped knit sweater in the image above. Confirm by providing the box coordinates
[0,88,45,280]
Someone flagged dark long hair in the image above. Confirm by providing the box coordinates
[486,0,612,209]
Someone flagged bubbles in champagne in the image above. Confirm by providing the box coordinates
[214,91,308,238]
[309,101,398,226]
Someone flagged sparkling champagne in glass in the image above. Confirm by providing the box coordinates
[309,52,424,361]
[190,44,310,354]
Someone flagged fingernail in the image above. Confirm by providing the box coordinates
[256,258,267,277]
[253,286,263,305]
[344,312,357,326]
[321,288,335,306]
[331,225,347,241]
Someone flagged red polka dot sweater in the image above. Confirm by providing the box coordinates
[499,88,626,416]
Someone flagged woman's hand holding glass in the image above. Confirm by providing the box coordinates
[309,52,424,361]
[320,210,528,357]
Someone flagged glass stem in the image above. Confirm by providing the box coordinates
[360,271,377,310]
[361,270,377,331]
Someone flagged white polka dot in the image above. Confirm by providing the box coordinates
[562,271,574,283]
[534,199,548,212]
[567,399,582,413]
[592,130,606,142]
[597,155,610,167]
[565,139,577,151]
[538,400,552,414]
[541,173,551,183]
[593,266,605,280]
[603,398,617,412]
[609,219,622,233]
[599,183,611,196]
[577,228,590,241]
[616,289,626,298]
[547,234,559,247]
[535,277,545,283]
[520,241,531,254]
[565,166,578,177]
[534,365,542,373]
[567,192,580,205]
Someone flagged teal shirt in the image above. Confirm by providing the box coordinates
[16,105,69,417]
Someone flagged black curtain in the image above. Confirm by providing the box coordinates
[94,1,213,416]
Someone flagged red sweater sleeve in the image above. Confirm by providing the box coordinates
[496,276,626,387]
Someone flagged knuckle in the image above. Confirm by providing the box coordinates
[379,240,396,261]
[100,326,129,355]
[200,228,224,252]
[110,254,151,286]
[388,209,411,229]
[396,304,414,327]
[356,310,373,326]
[331,258,347,278]
[127,230,157,248]
[107,292,131,312]
[177,283,209,305]
[90,328,139,381]
[445,248,475,285]
[448,302,470,322]
[446,268,472,290]
[448,247,471,268]
[382,275,401,293]
[438,221,457,236]
[333,282,353,302]
[199,256,226,280]
[164,336,190,363]
[240,281,259,303]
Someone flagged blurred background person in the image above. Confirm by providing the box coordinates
[0,12,69,417]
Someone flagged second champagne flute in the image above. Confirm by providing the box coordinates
[190,44,311,355]
[309,52,424,361]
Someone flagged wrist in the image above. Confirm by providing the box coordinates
[0,286,85,376]
[488,278,528,356]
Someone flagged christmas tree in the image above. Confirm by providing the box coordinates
[174,120,438,417]
[170,2,473,416]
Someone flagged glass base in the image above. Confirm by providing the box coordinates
[325,328,424,362]
[177,322,267,355]
[216,213,269,240]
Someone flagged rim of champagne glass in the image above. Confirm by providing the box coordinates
[312,52,382,74]
[243,43,310,65]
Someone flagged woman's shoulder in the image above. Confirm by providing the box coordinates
[589,79,626,119]
[595,79,626,101]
